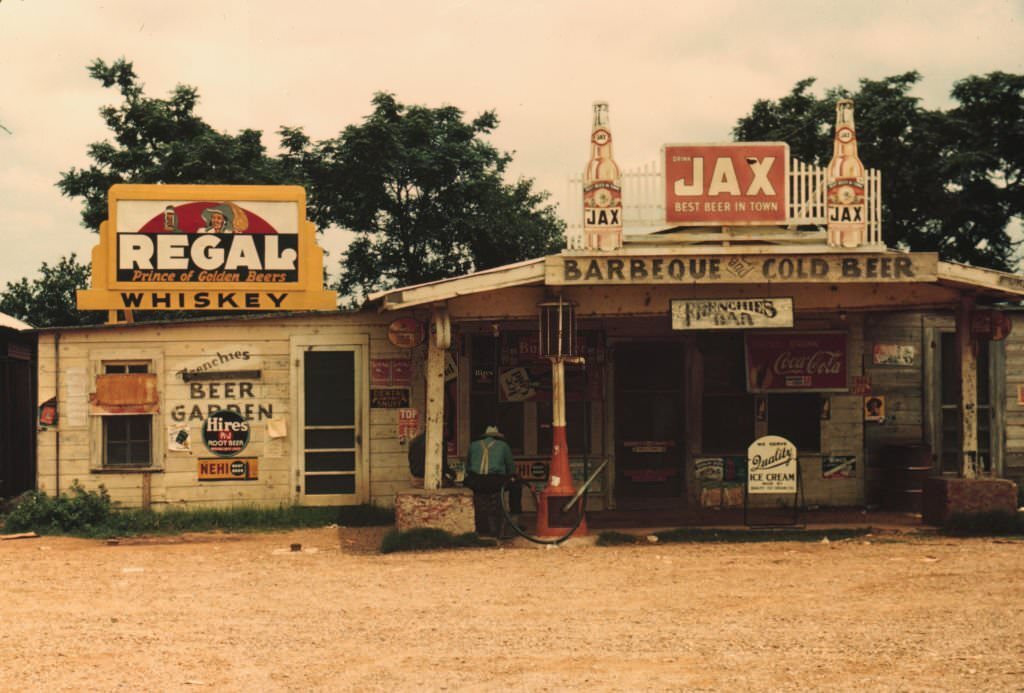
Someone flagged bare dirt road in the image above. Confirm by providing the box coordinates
[2,527,1022,692]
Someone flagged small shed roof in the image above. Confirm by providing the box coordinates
[0,312,32,330]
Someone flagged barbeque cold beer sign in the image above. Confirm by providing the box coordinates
[77,185,338,311]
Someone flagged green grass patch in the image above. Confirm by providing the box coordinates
[940,511,1024,537]
[1,482,393,538]
[596,527,872,546]
[595,531,643,546]
[380,528,496,553]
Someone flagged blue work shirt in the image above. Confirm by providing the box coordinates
[467,436,515,476]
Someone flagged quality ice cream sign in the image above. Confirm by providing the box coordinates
[747,435,798,495]
[77,185,337,311]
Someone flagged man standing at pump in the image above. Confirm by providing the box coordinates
[464,425,522,536]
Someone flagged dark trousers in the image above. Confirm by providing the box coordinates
[463,473,523,535]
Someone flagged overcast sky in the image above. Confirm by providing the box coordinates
[1,0,1021,288]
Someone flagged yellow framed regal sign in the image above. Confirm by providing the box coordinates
[77,184,338,312]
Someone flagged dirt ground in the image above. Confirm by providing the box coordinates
[2,526,1022,692]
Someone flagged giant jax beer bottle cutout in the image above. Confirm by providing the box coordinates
[583,101,623,251]
[826,99,867,248]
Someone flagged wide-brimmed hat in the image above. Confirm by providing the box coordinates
[483,425,504,439]
[201,203,234,229]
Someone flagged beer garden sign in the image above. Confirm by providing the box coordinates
[77,185,338,312]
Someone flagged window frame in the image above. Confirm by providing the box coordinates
[89,351,163,473]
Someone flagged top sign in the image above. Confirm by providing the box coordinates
[77,185,337,312]
[664,143,789,226]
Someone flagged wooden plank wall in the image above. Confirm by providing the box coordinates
[1002,314,1024,486]
[36,311,420,510]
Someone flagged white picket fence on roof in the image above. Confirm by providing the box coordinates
[566,158,882,249]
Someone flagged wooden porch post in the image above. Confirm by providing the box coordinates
[956,296,979,478]
[424,305,450,490]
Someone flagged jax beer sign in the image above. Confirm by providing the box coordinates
[77,185,337,311]
[746,332,847,392]
[664,143,788,226]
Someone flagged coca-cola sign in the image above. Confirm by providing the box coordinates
[745,332,847,392]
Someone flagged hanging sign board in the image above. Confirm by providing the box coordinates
[671,298,793,330]
[77,185,337,311]
[747,435,797,494]
[664,143,789,226]
[746,332,847,392]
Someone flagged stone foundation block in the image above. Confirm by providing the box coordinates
[922,477,1019,526]
[394,487,475,534]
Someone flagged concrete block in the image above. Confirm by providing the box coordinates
[394,487,475,534]
[922,477,1019,526]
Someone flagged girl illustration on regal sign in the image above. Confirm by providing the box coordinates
[141,201,276,235]
[197,203,247,234]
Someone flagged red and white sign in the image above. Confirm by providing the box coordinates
[664,143,789,226]
[746,332,847,392]
[397,408,420,439]
[387,319,425,348]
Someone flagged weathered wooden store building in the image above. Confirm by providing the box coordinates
[33,103,1023,521]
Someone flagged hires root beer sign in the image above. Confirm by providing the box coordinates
[77,184,337,311]
[664,143,788,226]
[746,332,847,392]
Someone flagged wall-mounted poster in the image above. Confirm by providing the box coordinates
[168,424,191,452]
[864,395,885,422]
[746,332,847,392]
[397,408,419,440]
[873,343,916,366]
[370,388,411,409]
[822,456,857,479]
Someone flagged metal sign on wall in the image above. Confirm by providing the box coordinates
[746,332,847,392]
[77,185,338,311]
[671,298,794,330]
[664,143,789,226]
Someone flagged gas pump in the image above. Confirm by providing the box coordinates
[499,297,599,543]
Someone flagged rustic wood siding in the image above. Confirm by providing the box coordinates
[37,311,414,510]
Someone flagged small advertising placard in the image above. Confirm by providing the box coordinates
[872,343,916,366]
[387,319,425,348]
[864,395,885,422]
[695,457,725,482]
[198,457,258,481]
[747,435,798,494]
[397,408,419,439]
[168,424,191,452]
[202,409,250,457]
[371,358,413,387]
[822,456,857,479]
[746,332,847,392]
[370,388,411,409]
[499,367,537,402]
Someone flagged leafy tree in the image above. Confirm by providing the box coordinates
[57,61,564,309]
[0,255,103,327]
[733,71,1023,271]
[57,58,292,232]
[279,93,565,302]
